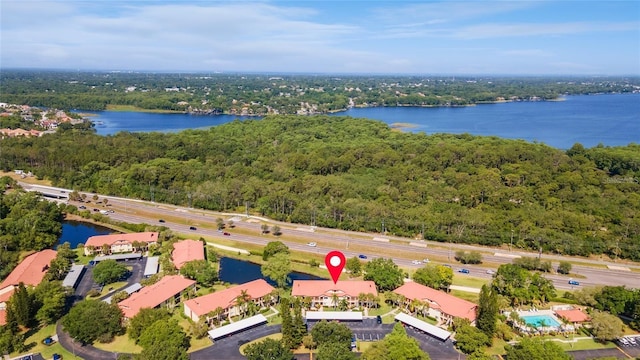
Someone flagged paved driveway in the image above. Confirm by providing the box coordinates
[189,324,282,360]
[56,322,128,360]
[405,327,465,360]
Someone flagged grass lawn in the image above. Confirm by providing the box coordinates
[93,334,142,354]
[485,338,509,356]
[239,333,282,355]
[10,324,80,360]
[366,293,393,317]
[450,290,479,303]
[451,274,490,289]
[558,338,616,351]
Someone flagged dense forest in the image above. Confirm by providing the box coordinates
[1,116,638,260]
[1,70,638,114]
[0,179,65,279]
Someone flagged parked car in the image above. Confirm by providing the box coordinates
[189,226,197,230]
[53,354,62,360]
[376,315,382,324]
[568,280,580,286]
[307,242,317,247]
[458,268,470,274]
[358,254,368,259]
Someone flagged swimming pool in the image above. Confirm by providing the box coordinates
[521,315,561,328]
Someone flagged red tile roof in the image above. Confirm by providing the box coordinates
[0,249,57,290]
[393,282,477,322]
[0,288,15,303]
[85,232,158,248]
[291,280,378,298]
[555,309,590,323]
[118,275,195,318]
[172,240,205,270]
[184,279,275,317]
[0,309,5,326]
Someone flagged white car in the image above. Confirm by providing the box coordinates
[411,260,422,265]
[307,242,317,247]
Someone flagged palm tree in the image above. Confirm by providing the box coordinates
[358,293,367,310]
[235,290,252,317]
[339,298,349,311]
[331,293,340,310]
[207,307,225,327]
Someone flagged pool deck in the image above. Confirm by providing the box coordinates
[506,309,574,334]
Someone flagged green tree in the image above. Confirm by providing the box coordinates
[280,297,295,349]
[292,298,306,347]
[590,311,624,342]
[137,319,189,360]
[504,337,571,360]
[412,264,453,290]
[455,250,483,264]
[311,320,353,348]
[557,261,572,275]
[454,324,490,354]
[594,286,635,315]
[272,225,282,236]
[263,240,289,260]
[261,252,291,288]
[363,322,429,360]
[476,284,498,340]
[346,257,362,276]
[33,280,68,325]
[317,342,357,360]
[62,300,124,344]
[363,258,404,291]
[7,282,34,327]
[92,259,128,285]
[179,259,217,286]
[244,338,293,360]
[128,308,172,343]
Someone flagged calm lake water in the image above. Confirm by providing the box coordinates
[58,220,113,248]
[87,93,639,149]
[59,221,323,284]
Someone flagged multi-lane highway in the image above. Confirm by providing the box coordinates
[22,183,640,291]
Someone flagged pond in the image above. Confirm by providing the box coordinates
[58,220,114,248]
[217,256,325,286]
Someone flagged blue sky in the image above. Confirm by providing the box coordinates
[1,0,639,75]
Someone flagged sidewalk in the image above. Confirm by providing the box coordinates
[449,285,481,294]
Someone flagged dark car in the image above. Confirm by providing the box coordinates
[223,232,231,236]
[78,205,86,209]
[237,339,250,346]
[376,315,382,324]
[53,354,62,360]
[189,226,197,230]
[158,219,165,223]
[458,268,470,274]
[93,208,99,212]
[358,254,367,259]
[568,280,580,286]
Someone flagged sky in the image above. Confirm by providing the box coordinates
[1,0,639,75]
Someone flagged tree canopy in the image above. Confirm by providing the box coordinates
[92,259,129,285]
[364,258,405,292]
[61,300,124,344]
[362,323,430,360]
[261,252,291,288]
[412,264,453,290]
[504,337,571,360]
[244,338,293,360]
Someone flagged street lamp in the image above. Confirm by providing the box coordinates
[510,230,514,252]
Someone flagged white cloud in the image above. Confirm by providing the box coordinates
[451,21,640,40]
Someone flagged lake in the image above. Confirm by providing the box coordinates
[86,93,639,149]
[58,221,324,284]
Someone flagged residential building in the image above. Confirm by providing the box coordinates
[172,240,205,270]
[393,282,477,326]
[118,275,196,319]
[184,279,275,324]
[84,232,158,255]
[291,280,378,309]
[0,249,57,325]
[554,307,591,328]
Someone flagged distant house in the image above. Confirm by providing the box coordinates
[84,232,158,255]
[291,280,378,309]
[183,279,276,324]
[172,240,205,270]
[0,249,57,325]
[393,282,477,326]
[118,275,196,319]
[0,128,42,138]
